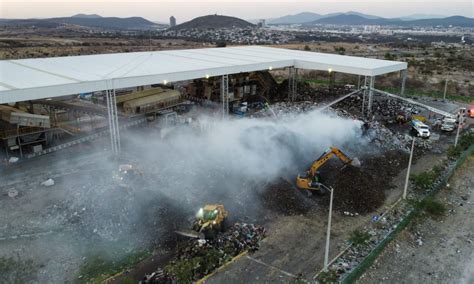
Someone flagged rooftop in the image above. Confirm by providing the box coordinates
[0,46,407,104]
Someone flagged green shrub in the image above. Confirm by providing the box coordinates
[77,250,150,283]
[432,164,445,175]
[316,269,338,283]
[417,198,446,217]
[410,171,437,191]
[447,146,462,159]
[459,133,474,150]
[349,229,371,246]
[0,256,35,283]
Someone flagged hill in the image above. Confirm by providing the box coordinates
[268,12,322,25]
[0,16,158,30]
[269,11,380,25]
[304,14,474,27]
[170,14,255,30]
[71,14,102,19]
[400,14,446,20]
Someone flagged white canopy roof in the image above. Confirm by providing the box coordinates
[0,46,407,104]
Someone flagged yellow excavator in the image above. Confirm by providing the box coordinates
[193,204,228,236]
[176,204,228,239]
[296,146,361,191]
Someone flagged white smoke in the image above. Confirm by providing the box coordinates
[126,109,364,205]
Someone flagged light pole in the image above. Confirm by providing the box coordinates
[316,183,334,272]
[403,136,416,199]
[328,68,333,93]
[454,109,464,147]
[443,79,448,100]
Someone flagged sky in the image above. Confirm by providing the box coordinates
[1,0,473,22]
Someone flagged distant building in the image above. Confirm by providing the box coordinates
[170,16,176,27]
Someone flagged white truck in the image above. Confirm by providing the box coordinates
[440,117,456,132]
[410,119,431,138]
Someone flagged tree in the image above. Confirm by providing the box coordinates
[216,41,227,48]
[333,46,345,55]
[304,45,311,51]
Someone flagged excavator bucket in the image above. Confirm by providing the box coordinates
[175,229,205,239]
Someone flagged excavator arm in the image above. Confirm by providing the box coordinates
[296,146,360,191]
[307,147,353,176]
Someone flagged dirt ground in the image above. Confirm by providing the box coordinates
[358,156,474,284]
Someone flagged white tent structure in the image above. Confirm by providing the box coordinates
[0,46,408,153]
[0,46,406,104]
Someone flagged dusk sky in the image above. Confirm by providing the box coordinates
[1,0,473,22]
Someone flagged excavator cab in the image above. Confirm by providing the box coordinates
[296,147,360,191]
[192,204,228,239]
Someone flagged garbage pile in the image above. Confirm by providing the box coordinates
[365,121,410,153]
[329,165,385,214]
[252,101,319,118]
[372,98,422,120]
[142,223,265,284]
[273,80,351,102]
[396,133,433,152]
[335,95,423,120]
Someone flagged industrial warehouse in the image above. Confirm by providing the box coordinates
[0,46,472,283]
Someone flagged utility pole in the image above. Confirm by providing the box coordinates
[454,109,464,147]
[403,137,416,199]
[322,184,334,272]
[443,79,448,100]
[328,68,333,94]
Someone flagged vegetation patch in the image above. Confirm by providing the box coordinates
[0,256,36,283]
[410,170,437,191]
[317,269,338,284]
[415,198,446,217]
[349,229,371,246]
[77,249,150,283]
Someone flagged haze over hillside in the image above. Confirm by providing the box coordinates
[269,11,472,27]
[0,14,161,30]
[71,14,102,19]
[304,14,474,27]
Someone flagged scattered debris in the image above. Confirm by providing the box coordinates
[8,189,19,198]
[41,178,55,187]
[146,223,265,283]
[8,157,19,163]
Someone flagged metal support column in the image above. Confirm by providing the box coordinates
[105,81,121,154]
[112,88,121,151]
[367,76,375,119]
[361,76,367,115]
[400,69,407,96]
[221,74,229,119]
[288,67,297,102]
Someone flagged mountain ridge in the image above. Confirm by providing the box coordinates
[304,14,474,27]
[0,15,159,30]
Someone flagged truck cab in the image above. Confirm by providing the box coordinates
[410,119,431,138]
[441,117,456,132]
